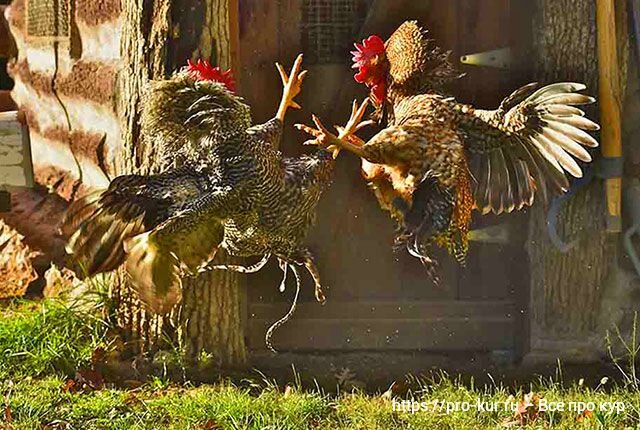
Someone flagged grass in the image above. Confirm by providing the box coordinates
[2,374,640,429]
[0,300,639,429]
[0,299,111,379]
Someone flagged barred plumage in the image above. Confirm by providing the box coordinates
[61,56,332,338]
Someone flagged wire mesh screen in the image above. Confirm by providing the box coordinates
[26,0,70,41]
[301,0,367,64]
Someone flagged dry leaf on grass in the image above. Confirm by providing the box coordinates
[0,220,38,298]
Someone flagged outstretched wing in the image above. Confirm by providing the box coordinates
[61,168,210,276]
[141,73,253,169]
[123,191,230,313]
[459,82,599,214]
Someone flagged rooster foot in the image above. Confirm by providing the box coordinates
[295,99,372,158]
[276,54,307,121]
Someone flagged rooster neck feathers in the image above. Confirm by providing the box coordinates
[352,21,463,117]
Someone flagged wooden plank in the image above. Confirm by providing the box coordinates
[249,316,516,351]
[250,300,516,320]
[249,301,516,351]
[242,1,529,355]
[596,0,623,232]
[456,0,531,302]
[0,190,9,212]
[238,0,280,122]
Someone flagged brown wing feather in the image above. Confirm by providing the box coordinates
[61,169,208,277]
[459,82,599,214]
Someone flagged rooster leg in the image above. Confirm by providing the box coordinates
[295,99,373,158]
[197,253,271,274]
[300,251,326,305]
[277,257,289,292]
[275,54,307,121]
[265,263,302,353]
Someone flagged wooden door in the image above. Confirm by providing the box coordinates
[239,0,534,355]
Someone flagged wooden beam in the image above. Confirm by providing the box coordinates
[249,301,516,351]
[596,0,623,232]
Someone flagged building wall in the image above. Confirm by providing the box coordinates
[5,0,122,200]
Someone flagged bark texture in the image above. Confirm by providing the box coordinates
[115,0,247,367]
[527,0,628,350]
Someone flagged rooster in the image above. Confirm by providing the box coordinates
[298,21,600,281]
[60,55,367,348]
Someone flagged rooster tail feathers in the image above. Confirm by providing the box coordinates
[469,82,599,215]
[123,232,184,314]
[123,211,225,314]
[61,186,149,277]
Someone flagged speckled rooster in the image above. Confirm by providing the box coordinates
[298,21,599,281]
[61,55,367,347]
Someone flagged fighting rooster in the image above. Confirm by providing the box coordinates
[61,55,366,347]
[298,21,599,281]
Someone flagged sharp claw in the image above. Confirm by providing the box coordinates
[298,125,322,137]
[356,99,369,119]
[355,119,375,132]
[311,115,327,133]
[291,54,303,76]
[276,63,288,85]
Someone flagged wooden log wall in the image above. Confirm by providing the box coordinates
[5,0,122,200]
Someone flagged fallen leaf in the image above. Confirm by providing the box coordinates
[61,379,77,393]
[201,419,221,430]
[513,391,543,425]
[124,393,142,408]
[75,368,104,391]
[61,368,104,393]
[4,405,11,423]
[576,408,594,422]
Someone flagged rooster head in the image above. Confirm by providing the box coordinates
[351,35,389,105]
[187,59,237,93]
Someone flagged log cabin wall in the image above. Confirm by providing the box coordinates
[5,0,122,200]
[1,0,122,297]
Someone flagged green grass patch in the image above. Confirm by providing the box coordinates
[0,300,639,429]
[2,376,640,429]
[0,299,111,379]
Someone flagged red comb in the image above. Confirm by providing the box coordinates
[350,35,385,83]
[350,35,387,103]
[187,59,237,92]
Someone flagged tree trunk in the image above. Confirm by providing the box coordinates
[526,0,628,362]
[114,0,247,368]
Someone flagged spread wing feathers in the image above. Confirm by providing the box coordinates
[141,72,253,168]
[123,199,225,314]
[61,169,208,277]
[462,82,599,214]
